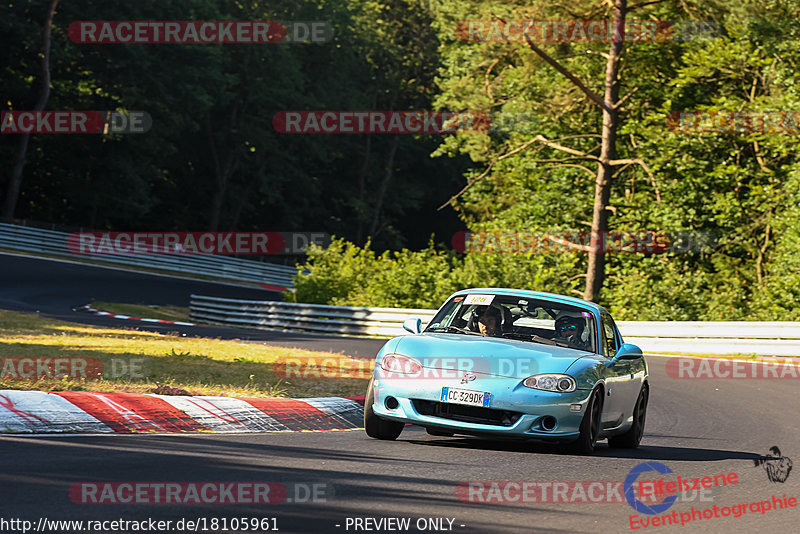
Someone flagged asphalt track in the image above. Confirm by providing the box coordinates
[1,253,798,533]
[0,252,384,357]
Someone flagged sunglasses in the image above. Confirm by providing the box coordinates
[558,324,578,332]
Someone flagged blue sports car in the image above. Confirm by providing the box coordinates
[364,288,649,453]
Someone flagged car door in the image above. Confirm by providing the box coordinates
[600,313,639,428]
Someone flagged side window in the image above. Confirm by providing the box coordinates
[601,314,618,358]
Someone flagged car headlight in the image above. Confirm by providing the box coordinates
[523,374,576,392]
[379,353,423,375]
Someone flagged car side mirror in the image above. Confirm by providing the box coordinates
[402,318,422,334]
[610,343,643,363]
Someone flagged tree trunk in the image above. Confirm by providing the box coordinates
[229,159,268,231]
[355,134,372,245]
[208,156,236,232]
[205,116,240,231]
[1,0,60,222]
[368,135,400,239]
[583,0,627,302]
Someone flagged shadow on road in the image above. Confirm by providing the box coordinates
[404,436,761,462]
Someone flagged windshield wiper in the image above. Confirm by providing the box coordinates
[426,325,483,336]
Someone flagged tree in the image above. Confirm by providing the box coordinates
[435,0,666,301]
[1,0,60,222]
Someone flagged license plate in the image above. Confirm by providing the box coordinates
[441,387,491,407]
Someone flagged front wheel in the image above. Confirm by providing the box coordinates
[608,384,648,449]
[568,387,603,454]
[364,378,404,440]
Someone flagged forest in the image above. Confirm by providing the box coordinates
[2,0,799,320]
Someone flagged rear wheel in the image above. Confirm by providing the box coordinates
[568,387,603,454]
[608,384,648,449]
[364,378,404,440]
[426,428,454,437]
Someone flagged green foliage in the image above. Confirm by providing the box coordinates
[291,0,800,320]
[0,0,467,249]
[3,0,800,320]
[292,238,456,308]
[294,236,585,309]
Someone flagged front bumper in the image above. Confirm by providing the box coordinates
[371,375,593,439]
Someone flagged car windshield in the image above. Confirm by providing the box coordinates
[425,293,597,353]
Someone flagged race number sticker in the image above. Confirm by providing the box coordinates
[464,294,495,305]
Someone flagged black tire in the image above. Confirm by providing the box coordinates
[364,378,404,440]
[426,428,454,437]
[608,384,648,449]
[568,387,603,454]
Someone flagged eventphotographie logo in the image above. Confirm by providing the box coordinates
[625,462,679,515]
[753,447,793,483]
[624,462,737,516]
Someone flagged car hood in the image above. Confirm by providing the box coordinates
[392,333,589,379]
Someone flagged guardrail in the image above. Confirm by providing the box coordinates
[189,295,800,356]
[0,222,297,289]
[618,321,800,357]
[190,295,437,338]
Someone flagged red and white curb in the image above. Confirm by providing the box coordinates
[74,304,196,326]
[0,390,365,434]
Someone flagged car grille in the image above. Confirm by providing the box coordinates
[411,399,522,427]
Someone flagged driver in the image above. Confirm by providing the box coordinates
[554,315,590,350]
[476,306,502,337]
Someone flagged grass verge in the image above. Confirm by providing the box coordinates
[0,309,370,398]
